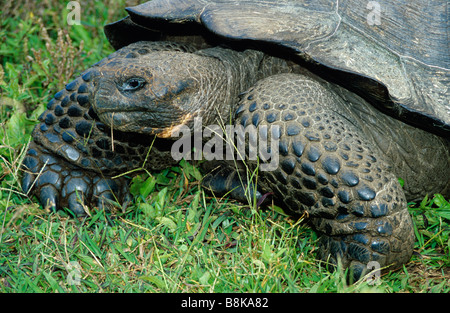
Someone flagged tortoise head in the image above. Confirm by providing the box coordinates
[89,41,229,138]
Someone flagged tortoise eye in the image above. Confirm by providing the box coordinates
[121,77,146,92]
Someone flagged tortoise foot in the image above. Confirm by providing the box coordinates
[22,143,129,216]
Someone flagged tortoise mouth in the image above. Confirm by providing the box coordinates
[98,111,192,138]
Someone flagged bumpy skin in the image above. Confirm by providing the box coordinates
[205,73,449,280]
[23,41,450,281]
[224,74,417,280]
[206,73,449,280]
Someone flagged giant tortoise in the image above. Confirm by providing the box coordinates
[22,0,450,281]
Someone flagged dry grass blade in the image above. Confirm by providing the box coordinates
[25,18,91,91]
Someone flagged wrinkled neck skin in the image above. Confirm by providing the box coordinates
[195,47,291,126]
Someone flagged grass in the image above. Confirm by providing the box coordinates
[1,1,449,293]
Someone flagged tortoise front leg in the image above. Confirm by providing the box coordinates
[230,73,415,281]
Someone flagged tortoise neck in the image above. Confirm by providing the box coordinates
[195,46,292,125]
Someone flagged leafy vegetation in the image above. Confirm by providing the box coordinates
[1,1,449,293]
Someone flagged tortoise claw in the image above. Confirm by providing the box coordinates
[96,193,116,211]
[21,172,34,195]
[39,185,59,212]
[93,176,129,211]
[67,192,87,217]
[22,144,130,216]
